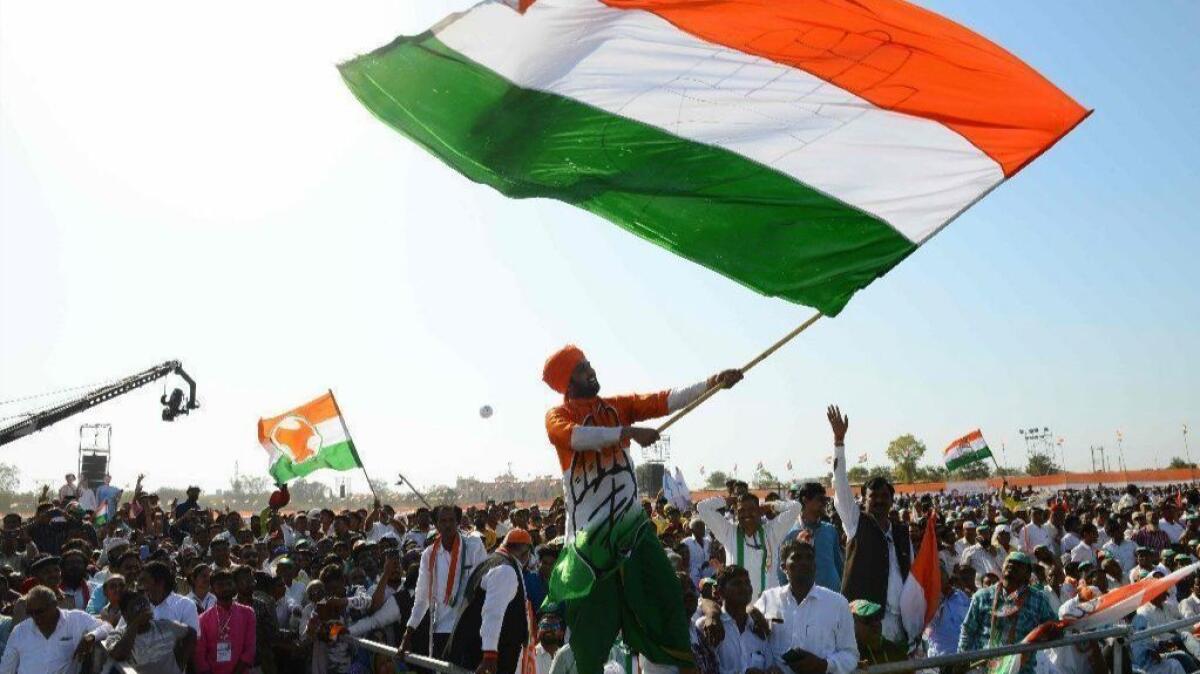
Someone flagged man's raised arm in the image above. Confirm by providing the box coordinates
[696,496,736,548]
[828,405,860,539]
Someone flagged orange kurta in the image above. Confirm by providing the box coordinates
[545,391,670,470]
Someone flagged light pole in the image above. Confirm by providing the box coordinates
[1185,424,1193,483]
[1116,430,1127,478]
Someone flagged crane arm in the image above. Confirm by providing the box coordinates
[0,360,198,447]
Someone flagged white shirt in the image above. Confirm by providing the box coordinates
[407,535,486,634]
[1160,519,1185,544]
[401,529,429,550]
[953,537,974,557]
[960,544,1003,580]
[682,536,710,584]
[117,593,199,637]
[535,643,558,674]
[1060,532,1081,559]
[185,592,216,614]
[0,608,112,674]
[832,443,911,643]
[753,585,859,674]
[696,611,769,674]
[368,521,401,543]
[77,489,98,514]
[1019,522,1052,555]
[1069,541,1097,566]
[1180,594,1200,618]
[1102,539,1137,575]
[696,497,800,601]
[479,557,523,652]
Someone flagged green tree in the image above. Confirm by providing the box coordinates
[704,470,730,490]
[1169,457,1198,469]
[1026,452,1060,476]
[913,465,949,483]
[0,463,20,499]
[886,434,927,483]
[753,467,780,490]
[848,465,894,483]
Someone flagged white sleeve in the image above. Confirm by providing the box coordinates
[346,589,372,612]
[407,548,433,629]
[768,500,803,541]
[177,598,200,634]
[569,426,624,451]
[831,444,860,539]
[350,597,402,637]
[696,497,736,553]
[666,381,709,413]
[479,564,520,652]
[825,599,860,674]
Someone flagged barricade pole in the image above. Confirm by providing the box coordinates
[350,636,474,674]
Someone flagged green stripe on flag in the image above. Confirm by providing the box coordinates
[270,440,363,483]
[946,447,993,472]
[339,34,915,316]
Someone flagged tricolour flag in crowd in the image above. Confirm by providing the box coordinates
[340,0,1087,317]
[258,391,363,484]
[944,429,993,471]
[899,512,940,640]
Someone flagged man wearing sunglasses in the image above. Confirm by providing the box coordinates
[0,585,111,673]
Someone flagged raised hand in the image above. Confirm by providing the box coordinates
[826,405,849,446]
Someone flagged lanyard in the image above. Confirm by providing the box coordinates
[736,524,768,593]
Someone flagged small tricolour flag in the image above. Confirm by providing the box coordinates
[899,512,940,641]
[944,429,993,471]
[258,391,363,484]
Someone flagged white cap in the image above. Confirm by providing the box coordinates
[994,525,1010,534]
[963,521,977,528]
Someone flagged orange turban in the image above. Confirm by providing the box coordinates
[503,527,533,547]
[543,345,585,394]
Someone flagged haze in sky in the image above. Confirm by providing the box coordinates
[2,1,1197,494]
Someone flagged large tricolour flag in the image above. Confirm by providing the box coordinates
[340,0,1088,316]
[257,391,363,484]
[944,429,993,471]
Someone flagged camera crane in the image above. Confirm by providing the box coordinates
[0,360,199,447]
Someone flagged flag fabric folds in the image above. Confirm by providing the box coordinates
[899,512,940,641]
[944,430,994,471]
[340,0,1087,316]
[257,391,363,484]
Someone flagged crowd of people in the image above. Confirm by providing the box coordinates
[1,393,1199,673]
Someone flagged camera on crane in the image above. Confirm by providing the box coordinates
[161,388,194,421]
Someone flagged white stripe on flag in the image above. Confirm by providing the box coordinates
[435,0,1004,243]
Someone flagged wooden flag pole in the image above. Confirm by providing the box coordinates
[656,310,823,433]
[328,389,381,503]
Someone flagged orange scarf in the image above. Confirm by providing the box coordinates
[430,534,463,605]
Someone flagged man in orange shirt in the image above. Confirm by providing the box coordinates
[542,344,741,674]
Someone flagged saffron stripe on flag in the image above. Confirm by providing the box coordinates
[340,34,916,316]
[599,0,1090,176]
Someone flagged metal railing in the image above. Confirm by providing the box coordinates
[350,636,474,674]
[857,613,1200,673]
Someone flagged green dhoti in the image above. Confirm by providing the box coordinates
[547,512,693,674]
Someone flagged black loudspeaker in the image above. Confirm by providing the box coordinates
[636,462,666,498]
[80,454,108,489]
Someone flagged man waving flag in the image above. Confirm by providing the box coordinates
[542,345,741,674]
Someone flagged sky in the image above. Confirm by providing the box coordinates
[2,1,1197,495]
